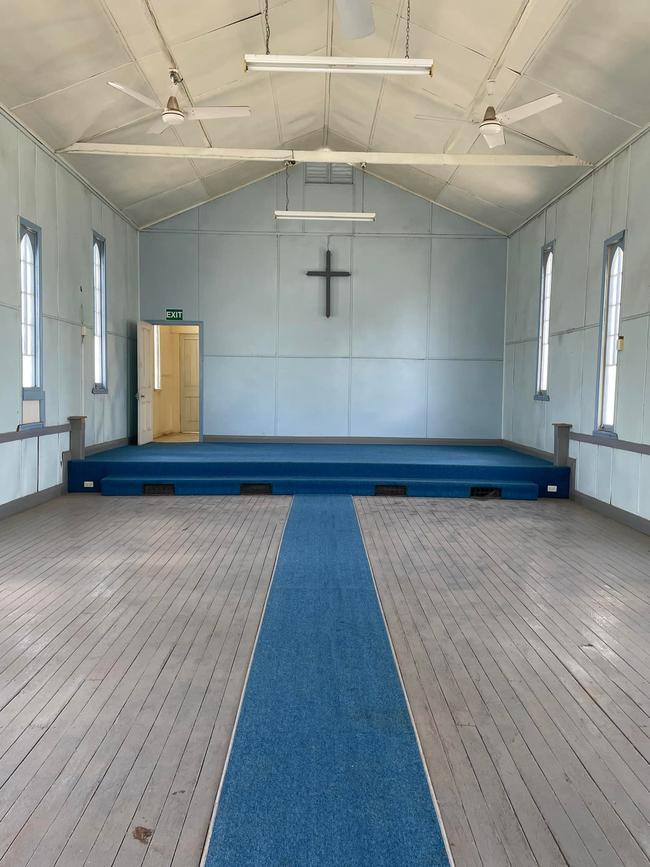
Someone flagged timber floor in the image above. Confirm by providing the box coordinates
[0,494,289,867]
[1,494,649,866]
[356,496,650,867]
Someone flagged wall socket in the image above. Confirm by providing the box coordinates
[84,481,94,488]
[547,484,558,493]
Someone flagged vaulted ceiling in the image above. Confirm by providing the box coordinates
[1,0,649,232]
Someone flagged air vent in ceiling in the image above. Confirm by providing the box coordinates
[305,163,353,184]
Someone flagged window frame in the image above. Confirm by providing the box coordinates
[92,232,108,394]
[534,240,555,401]
[595,230,625,436]
[19,218,45,429]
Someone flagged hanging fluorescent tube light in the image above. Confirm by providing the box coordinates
[245,54,433,76]
[274,210,376,222]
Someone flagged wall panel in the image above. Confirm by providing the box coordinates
[504,124,650,521]
[277,357,349,436]
[352,236,430,359]
[427,360,503,439]
[278,235,351,357]
[0,112,138,510]
[142,170,506,440]
[200,234,277,357]
[204,356,276,436]
[351,358,427,438]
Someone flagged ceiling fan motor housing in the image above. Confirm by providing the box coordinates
[162,110,185,125]
[479,120,502,136]
[163,95,185,125]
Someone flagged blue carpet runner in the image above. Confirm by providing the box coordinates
[203,495,450,867]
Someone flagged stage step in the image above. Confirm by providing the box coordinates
[99,476,539,499]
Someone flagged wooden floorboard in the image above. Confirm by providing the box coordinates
[355,497,650,867]
[0,494,289,867]
[3,493,649,867]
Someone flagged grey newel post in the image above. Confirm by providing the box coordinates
[68,416,87,460]
[552,422,572,466]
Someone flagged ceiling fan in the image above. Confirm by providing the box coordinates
[416,93,563,149]
[108,69,252,135]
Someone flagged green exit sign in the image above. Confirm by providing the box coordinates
[165,308,183,321]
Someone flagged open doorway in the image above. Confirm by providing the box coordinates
[152,323,200,443]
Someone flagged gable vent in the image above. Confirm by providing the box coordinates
[305,163,353,184]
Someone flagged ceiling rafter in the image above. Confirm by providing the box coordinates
[322,0,335,147]
[61,141,591,167]
[366,0,409,150]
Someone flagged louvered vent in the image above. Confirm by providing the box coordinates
[305,163,353,184]
[143,483,176,496]
[330,163,354,184]
[240,483,273,495]
[375,485,408,497]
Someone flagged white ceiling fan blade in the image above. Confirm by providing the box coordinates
[497,93,562,126]
[107,81,160,110]
[146,117,168,135]
[482,126,506,149]
[416,114,477,126]
[185,106,252,120]
[335,0,375,39]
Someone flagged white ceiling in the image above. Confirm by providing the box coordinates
[1,0,649,232]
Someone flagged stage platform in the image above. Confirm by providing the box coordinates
[67,442,570,500]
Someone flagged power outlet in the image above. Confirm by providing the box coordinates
[84,481,95,489]
[547,484,558,493]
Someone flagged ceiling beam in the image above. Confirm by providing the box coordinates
[61,142,590,167]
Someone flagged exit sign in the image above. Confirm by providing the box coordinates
[165,308,183,321]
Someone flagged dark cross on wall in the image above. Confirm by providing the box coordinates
[306,249,351,318]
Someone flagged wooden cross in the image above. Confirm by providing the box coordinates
[306,249,351,318]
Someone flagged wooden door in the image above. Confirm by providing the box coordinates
[179,333,200,433]
[137,320,154,445]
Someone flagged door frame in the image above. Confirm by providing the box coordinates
[146,320,205,442]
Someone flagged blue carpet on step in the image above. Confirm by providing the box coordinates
[81,441,553,467]
[204,495,450,867]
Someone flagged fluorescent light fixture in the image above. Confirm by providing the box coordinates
[245,54,433,76]
[274,210,376,222]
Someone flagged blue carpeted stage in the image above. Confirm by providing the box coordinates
[67,441,570,500]
[203,496,451,866]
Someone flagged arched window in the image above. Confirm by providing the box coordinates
[598,238,624,430]
[20,228,37,390]
[535,243,554,396]
[93,234,107,392]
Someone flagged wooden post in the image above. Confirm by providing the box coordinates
[552,422,572,466]
[68,416,87,460]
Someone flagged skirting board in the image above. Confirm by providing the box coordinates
[573,492,650,537]
[205,435,504,446]
[0,484,63,521]
[86,436,134,455]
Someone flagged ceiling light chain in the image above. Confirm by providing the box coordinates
[284,159,296,210]
[405,0,411,59]
[264,0,271,55]
[361,162,367,214]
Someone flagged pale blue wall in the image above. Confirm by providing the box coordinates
[0,111,139,507]
[140,169,506,439]
[504,128,650,520]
